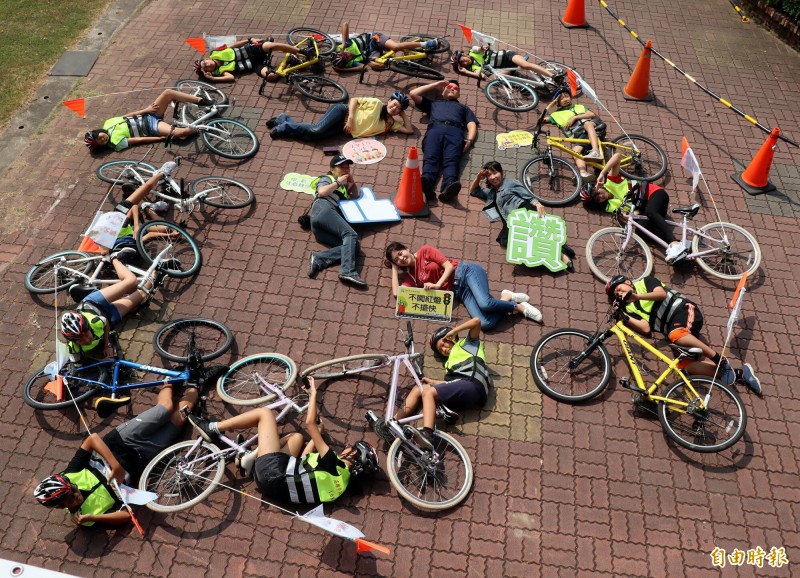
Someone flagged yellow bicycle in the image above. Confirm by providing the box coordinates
[530,304,747,453]
[358,34,450,82]
[521,106,668,206]
[258,28,348,103]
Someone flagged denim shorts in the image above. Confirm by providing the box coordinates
[82,290,121,327]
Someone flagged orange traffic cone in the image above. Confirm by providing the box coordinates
[732,128,780,195]
[623,40,654,101]
[77,235,104,253]
[561,0,589,28]
[391,147,430,218]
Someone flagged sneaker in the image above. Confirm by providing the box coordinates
[438,181,462,203]
[197,97,216,108]
[501,289,530,303]
[739,363,762,396]
[144,200,170,215]
[403,425,434,451]
[580,171,595,182]
[421,177,436,201]
[188,415,220,443]
[584,149,603,160]
[435,404,460,425]
[265,117,280,129]
[269,128,280,140]
[299,45,316,60]
[110,246,138,265]
[665,242,688,264]
[520,302,543,323]
[339,273,368,288]
[158,161,178,177]
[68,283,95,303]
[422,39,439,51]
[236,448,258,477]
[719,358,736,386]
[373,418,395,446]
[308,253,320,279]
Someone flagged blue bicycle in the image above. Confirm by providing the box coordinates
[23,318,233,413]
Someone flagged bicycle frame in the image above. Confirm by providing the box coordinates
[273,38,319,78]
[50,245,168,289]
[63,357,189,397]
[373,47,428,66]
[543,134,638,172]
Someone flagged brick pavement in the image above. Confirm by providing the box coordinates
[0,0,799,576]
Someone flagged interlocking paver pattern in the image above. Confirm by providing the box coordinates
[0,0,799,576]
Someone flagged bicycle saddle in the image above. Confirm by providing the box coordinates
[669,343,703,360]
[671,203,701,218]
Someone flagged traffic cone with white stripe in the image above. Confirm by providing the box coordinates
[392,147,430,218]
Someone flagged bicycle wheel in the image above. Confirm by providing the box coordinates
[217,353,298,406]
[586,227,654,283]
[612,134,668,182]
[23,366,98,410]
[398,34,450,54]
[387,60,444,80]
[136,220,202,278]
[520,155,582,207]
[658,377,746,453]
[293,75,348,103]
[25,251,92,294]
[95,160,156,184]
[484,79,538,112]
[301,354,390,380]
[530,329,612,403]
[692,222,762,281]
[386,430,473,511]
[201,119,259,159]
[153,318,233,363]
[287,27,337,56]
[174,79,228,106]
[192,176,255,209]
[140,440,225,512]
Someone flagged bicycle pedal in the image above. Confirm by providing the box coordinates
[619,377,639,392]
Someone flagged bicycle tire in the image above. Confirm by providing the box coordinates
[287,27,337,56]
[217,353,298,406]
[174,80,228,124]
[136,220,202,278]
[387,60,444,80]
[293,75,348,104]
[152,318,233,363]
[201,119,259,159]
[520,155,582,207]
[586,227,654,283]
[530,329,612,403]
[398,34,450,54]
[386,430,473,511]
[658,377,746,453]
[23,366,98,410]
[612,134,668,182]
[692,222,762,281]
[484,78,538,112]
[140,439,225,512]
[25,251,93,294]
[301,354,391,380]
[95,160,156,184]
[192,176,255,209]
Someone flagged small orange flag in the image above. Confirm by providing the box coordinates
[44,375,65,401]
[566,69,579,97]
[457,24,473,44]
[730,273,748,309]
[355,538,391,555]
[77,236,105,253]
[185,38,206,53]
[63,99,86,117]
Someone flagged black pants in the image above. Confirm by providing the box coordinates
[642,189,675,245]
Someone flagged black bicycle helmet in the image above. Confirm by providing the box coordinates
[347,441,380,477]
[429,326,452,354]
[605,275,631,302]
[389,91,410,110]
[34,474,73,507]
[450,50,463,72]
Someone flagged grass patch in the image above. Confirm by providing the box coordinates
[0,0,114,129]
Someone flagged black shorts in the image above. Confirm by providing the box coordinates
[435,378,487,407]
[253,452,291,499]
[666,303,704,342]
[566,118,606,141]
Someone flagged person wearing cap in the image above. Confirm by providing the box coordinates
[267,92,413,141]
[374,317,492,448]
[469,160,577,272]
[195,37,312,83]
[606,275,762,395]
[308,155,367,287]
[408,79,479,203]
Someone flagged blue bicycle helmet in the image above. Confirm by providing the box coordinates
[389,91,410,110]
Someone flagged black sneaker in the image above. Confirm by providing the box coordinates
[438,181,462,203]
[269,128,280,140]
[68,283,95,303]
[265,117,280,129]
[308,254,321,279]
[110,246,138,265]
[188,415,220,443]
[339,273,368,288]
[420,427,436,449]
[300,45,316,60]
[421,177,436,201]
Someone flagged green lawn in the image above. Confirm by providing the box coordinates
[0,0,113,128]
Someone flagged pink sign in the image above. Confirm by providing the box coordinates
[342,138,387,164]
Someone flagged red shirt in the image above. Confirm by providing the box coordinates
[401,245,459,291]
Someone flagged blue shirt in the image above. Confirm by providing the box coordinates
[417,97,479,129]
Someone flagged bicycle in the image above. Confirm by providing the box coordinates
[168,79,259,159]
[257,28,348,103]
[300,321,473,512]
[95,157,255,225]
[520,107,668,206]
[357,34,451,83]
[585,200,761,282]
[23,317,233,412]
[529,303,747,453]
[25,222,203,296]
[138,353,308,512]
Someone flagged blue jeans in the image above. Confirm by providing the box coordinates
[421,125,463,192]
[453,262,516,330]
[272,104,348,141]
[310,199,360,276]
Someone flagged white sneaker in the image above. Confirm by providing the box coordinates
[665,242,687,264]
[158,161,178,177]
[584,149,603,160]
[502,289,530,303]
[520,302,543,323]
